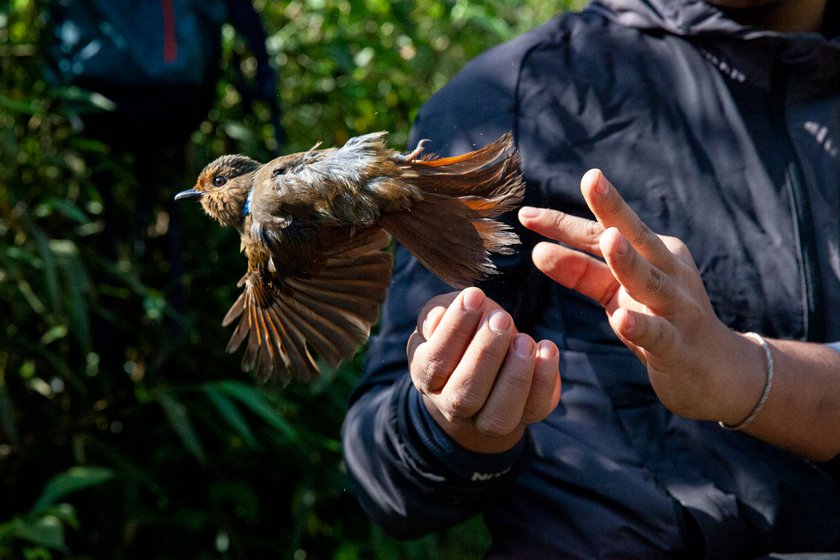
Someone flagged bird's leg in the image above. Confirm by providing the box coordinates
[395,139,431,162]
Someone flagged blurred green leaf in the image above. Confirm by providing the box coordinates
[32,467,114,516]
[60,252,91,351]
[10,515,64,550]
[216,380,299,442]
[38,197,90,225]
[52,85,116,112]
[221,120,254,142]
[158,392,207,463]
[0,385,17,443]
[23,547,55,560]
[0,92,36,114]
[204,385,258,447]
[142,290,166,322]
[30,227,59,314]
[39,324,67,345]
[15,279,46,315]
[209,480,260,522]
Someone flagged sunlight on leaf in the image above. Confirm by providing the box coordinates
[10,515,65,550]
[40,325,67,345]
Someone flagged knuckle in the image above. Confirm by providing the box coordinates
[521,402,548,425]
[663,235,696,264]
[549,209,571,230]
[437,406,458,425]
[583,219,604,250]
[445,387,483,418]
[503,366,533,393]
[479,342,509,365]
[412,356,450,392]
[662,234,686,253]
[631,221,658,250]
[644,267,666,295]
[522,381,556,424]
[475,413,515,437]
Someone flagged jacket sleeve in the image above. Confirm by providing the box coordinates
[341,33,550,538]
[341,245,534,538]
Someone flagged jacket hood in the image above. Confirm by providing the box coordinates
[587,0,840,96]
[588,0,740,36]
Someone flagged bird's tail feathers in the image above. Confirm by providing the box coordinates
[382,133,525,288]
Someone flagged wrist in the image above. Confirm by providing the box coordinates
[713,330,772,427]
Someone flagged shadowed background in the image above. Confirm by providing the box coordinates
[0,1,582,558]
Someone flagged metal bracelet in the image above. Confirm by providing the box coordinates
[718,332,774,431]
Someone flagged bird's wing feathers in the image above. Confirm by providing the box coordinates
[222,228,393,384]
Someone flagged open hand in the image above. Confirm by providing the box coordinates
[518,169,762,423]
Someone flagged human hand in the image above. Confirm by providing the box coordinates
[518,169,766,424]
[407,287,561,453]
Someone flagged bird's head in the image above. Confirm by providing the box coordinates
[176,154,261,227]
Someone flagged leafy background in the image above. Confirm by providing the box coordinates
[0,0,582,558]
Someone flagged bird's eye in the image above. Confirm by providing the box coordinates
[213,176,228,187]
[272,166,287,178]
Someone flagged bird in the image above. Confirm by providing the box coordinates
[175,131,525,384]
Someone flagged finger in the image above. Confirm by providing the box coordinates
[473,334,536,437]
[609,306,678,361]
[415,292,458,335]
[518,206,604,256]
[532,241,620,310]
[406,301,447,362]
[521,340,562,424]
[598,226,682,316]
[581,169,678,274]
[410,288,486,393]
[420,305,447,340]
[435,309,514,420]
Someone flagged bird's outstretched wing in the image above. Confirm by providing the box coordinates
[222,228,393,384]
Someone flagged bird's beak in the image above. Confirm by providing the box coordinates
[174,188,203,201]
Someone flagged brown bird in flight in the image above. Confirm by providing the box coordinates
[176,132,524,384]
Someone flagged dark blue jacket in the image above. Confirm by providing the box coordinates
[342,1,840,558]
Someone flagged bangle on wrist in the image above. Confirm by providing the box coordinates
[718,332,774,431]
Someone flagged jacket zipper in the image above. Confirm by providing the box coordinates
[785,160,825,341]
[773,62,824,342]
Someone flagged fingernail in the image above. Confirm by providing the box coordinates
[421,315,433,339]
[538,340,557,360]
[519,206,541,219]
[462,288,485,311]
[488,310,511,334]
[421,306,444,338]
[616,232,629,255]
[593,170,609,196]
[513,334,533,357]
[624,309,636,330]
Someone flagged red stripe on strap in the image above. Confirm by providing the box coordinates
[161,0,177,63]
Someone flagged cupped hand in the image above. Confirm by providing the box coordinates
[518,169,764,424]
[407,287,561,453]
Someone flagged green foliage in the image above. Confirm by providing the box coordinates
[0,0,583,558]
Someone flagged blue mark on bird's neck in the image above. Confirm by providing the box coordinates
[243,188,254,217]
